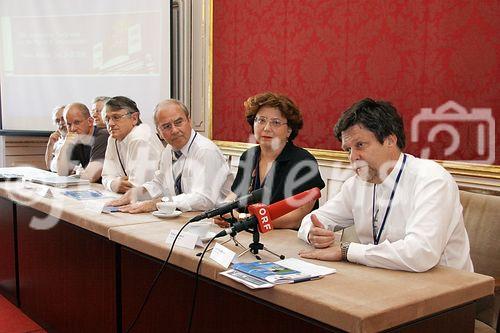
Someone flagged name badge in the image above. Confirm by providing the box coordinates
[166,229,203,249]
[210,242,236,268]
[36,187,54,198]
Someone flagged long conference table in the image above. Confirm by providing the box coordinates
[0,177,494,333]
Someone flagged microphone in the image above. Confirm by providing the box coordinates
[190,188,264,222]
[215,187,321,238]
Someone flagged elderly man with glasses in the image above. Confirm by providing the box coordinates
[45,105,67,172]
[101,96,163,193]
[91,96,110,129]
[106,99,233,213]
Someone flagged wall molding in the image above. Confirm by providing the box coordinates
[215,140,500,194]
[184,0,213,138]
[1,136,47,169]
[189,1,500,194]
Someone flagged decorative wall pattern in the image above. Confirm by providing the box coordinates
[212,0,499,165]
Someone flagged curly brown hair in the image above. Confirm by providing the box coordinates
[244,92,303,141]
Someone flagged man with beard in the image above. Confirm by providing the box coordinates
[298,98,473,273]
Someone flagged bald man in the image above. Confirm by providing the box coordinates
[57,102,109,182]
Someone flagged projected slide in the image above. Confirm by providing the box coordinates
[0,0,170,131]
[3,13,160,75]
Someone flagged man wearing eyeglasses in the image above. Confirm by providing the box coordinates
[101,96,163,193]
[56,102,109,182]
[91,96,109,129]
[106,99,233,213]
[298,98,473,272]
[45,105,67,172]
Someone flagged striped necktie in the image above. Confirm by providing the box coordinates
[172,150,183,194]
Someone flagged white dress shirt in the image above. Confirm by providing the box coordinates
[49,138,64,172]
[102,123,163,191]
[142,130,234,212]
[298,153,474,272]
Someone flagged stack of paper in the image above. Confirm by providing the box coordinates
[220,258,336,289]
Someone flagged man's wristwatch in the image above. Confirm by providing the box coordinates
[340,242,350,261]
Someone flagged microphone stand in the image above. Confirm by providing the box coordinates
[216,216,247,249]
[196,214,247,257]
[237,226,285,261]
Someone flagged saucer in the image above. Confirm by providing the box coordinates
[152,210,182,218]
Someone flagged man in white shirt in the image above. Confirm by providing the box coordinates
[45,105,67,172]
[101,96,163,193]
[106,99,233,212]
[298,98,473,272]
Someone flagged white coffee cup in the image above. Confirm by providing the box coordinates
[156,201,176,214]
[185,220,211,237]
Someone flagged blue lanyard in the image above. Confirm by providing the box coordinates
[372,154,407,245]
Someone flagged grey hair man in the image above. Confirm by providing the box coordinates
[91,96,110,128]
[101,96,163,193]
[106,99,233,213]
[45,105,67,172]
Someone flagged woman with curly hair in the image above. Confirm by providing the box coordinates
[215,92,325,229]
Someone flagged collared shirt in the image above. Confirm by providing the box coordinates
[298,153,474,272]
[171,131,198,193]
[102,123,163,192]
[142,129,234,211]
[49,138,64,172]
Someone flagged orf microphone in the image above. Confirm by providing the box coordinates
[215,187,321,238]
[190,188,264,222]
[250,187,321,229]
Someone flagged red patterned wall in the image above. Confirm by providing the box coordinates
[212,0,499,165]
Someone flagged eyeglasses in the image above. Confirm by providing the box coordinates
[159,117,186,131]
[104,113,131,124]
[67,119,83,127]
[254,116,288,128]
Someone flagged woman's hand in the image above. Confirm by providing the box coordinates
[213,210,242,228]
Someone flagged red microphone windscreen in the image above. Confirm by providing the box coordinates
[247,203,273,233]
[247,188,321,234]
[267,187,321,220]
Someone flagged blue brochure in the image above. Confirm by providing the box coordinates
[232,261,310,284]
[63,189,107,200]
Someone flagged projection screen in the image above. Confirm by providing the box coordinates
[0,0,171,132]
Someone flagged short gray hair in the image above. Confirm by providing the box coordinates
[153,99,190,126]
[92,96,110,104]
[52,105,66,120]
